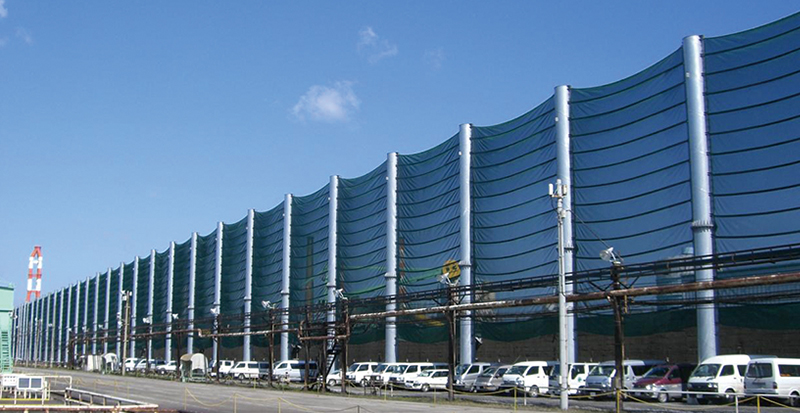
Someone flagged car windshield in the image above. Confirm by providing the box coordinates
[643,366,671,379]
[348,364,359,372]
[480,367,497,378]
[507,365,527,375]
[374,365,387,373]
[419,370,434,377]
[746,363,773,379]
[549,365,560,378]
[589,366,616,377]
[692,364,721,378]
[455,364,470,375]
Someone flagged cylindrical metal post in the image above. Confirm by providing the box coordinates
[683,35,717,362]
[147,250,156,363]
[58,289,64,364]
[83,277,89,356]
[187,233,197,353]
[131,257,139,358]
[458,123,473,364]
[166,242,175,363]
[104,268,111,355]
[93,274,99,355]
[213,222,223,362]
[385,152,398,363]
[243,209,255,362]
[42,295,50,363]
[555,85,576,364]
[116,262,124,359]
[327,176,339,362]
[281,194,292,361]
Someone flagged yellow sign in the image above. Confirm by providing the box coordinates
[442,260,460,281]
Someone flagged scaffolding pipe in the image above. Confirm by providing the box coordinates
[187,232,197,353]
[104,268,111,354]
[212,222,223,361]
[130,258,138,358]
[327,176,339,359]
[165,242,175,363]
[116,262,124,359]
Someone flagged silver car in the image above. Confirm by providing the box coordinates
[474,365,511,393]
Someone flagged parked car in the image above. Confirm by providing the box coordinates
[474,365,511,393]
[133,359,166,372]
[548,362,598,395]
[744,357,800,406]
[229,361,270,380]
[388,362,448,389]
[581,360,665,397]
[123,357,140,372]
[632,363,696,403]
[368,363,406,386]
[156,360,178,375]
[687,354,770,404]
[407,369,450,392]
[500,361,558,396]
[209,360,236,378]
[454,362,498,392]
[272,360,319,382]
[324,368,342,387]
[345,362,380,387]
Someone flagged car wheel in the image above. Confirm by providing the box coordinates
[657,390,669,403]
[360,378,369,387]
[471,385,477,393]
[328,379,336,387]
[724,389,736,403]
[791,392,800,407]
[697,397,710,405]
[421,384,430,392]
[528,386,539,397]
[238,373,245,381]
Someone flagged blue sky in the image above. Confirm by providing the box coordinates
[1,1,798,305]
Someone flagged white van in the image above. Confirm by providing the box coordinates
[499,361,558,396]
[582,360,665,397]
[345,362,380,387]
[687,354,757,404]
[389,362,448,389]
[272,360,318,382]
[229,361,270,380]
[548,362,598,395]
[454,362,498,392]
[368,363,405,386]
[209,360,235,378]
[744,358,800,406]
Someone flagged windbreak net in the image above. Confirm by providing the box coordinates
[396,134,460,344]
[290,185,330,333]
[87,276,96,338]
[135,256,150,355]
[221,217,247,349]
[252,204,284,348]
[97,272,108,327]
[570,48,694,333]
[193,230,217,352]
[108,268,120,339]
[704,12,800,328]
[171,239,191,351]
[152,249,170,350]
[338,162,388,344]
[471,98,559,341]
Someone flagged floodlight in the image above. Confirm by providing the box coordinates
[261,300,271,309]
[210,307,220,316]
[142,316,152,324]
[171,314,179,321]
[599,247,621,265]
[335,288,346,300]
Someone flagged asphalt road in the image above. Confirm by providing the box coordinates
[19,368,791,413]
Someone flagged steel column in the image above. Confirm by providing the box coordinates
[187,233,197,353]
[58,288,65,363]
[327,176,339,357]
[147,250,155,362]
[281,194,292,361]
[683,35,717,362]
[93,274,99,355]
[555,85,576,363]
[130,258,139,358]
[104,268,111,354]
[82,278,89,356]
[243,209,255,361]
[458,123,473,364]
[165,242,175,363]
[385,152,398,363]
[116,263,124,359]
[42,295,49,363]
[212,222,223,361]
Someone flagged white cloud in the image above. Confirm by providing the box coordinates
[358,26,398,64]
[0,0,7,18]
[425,48,445,70]
[16,28,32,44]
[292,81,360,123]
